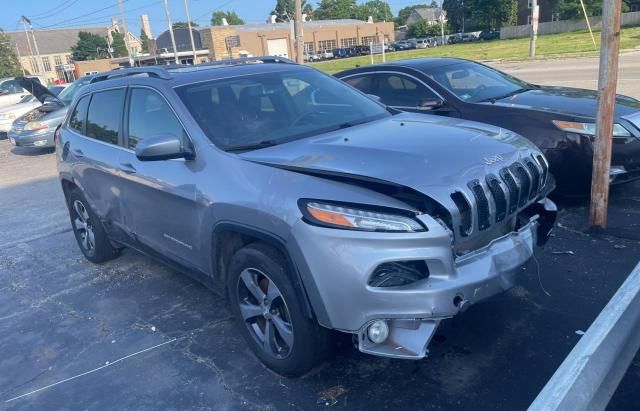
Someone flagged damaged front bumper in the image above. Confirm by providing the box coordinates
[291,198,557,360]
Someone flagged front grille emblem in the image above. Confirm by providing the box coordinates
[483,154,504,165]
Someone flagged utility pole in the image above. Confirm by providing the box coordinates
[529,0,539,57]
[116,0,134,66]
[294,0,304,63]
[163,0,180,64]
[589,0,623,228]
[14,41,26,75]
[183,0,197,64]
[461,0,465,33]
[21,16,43,75]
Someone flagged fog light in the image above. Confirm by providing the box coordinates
[34,140,47,146]
[367,320,389,344]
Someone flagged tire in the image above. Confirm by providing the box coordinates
[67,188,120,264]
[227,242,330,377]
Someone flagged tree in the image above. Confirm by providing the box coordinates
[139,29,149,53]
[553,0,629,20]
[314,0,358,20]
[110,31,128,58]
[443,0,516,31]
[0,30,23,77]
[271,0,314,22]
[407,20,442,37]
[172,21,199,29]
[357,0,393,22]
[71,31,109,61]
[210,10,245,25]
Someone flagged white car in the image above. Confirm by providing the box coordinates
[0,76,47,109]
[0,95,41,133]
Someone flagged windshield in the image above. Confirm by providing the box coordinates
[19,95,35,103]
[175,68,389,151]
[57,77,92,105]
[424,61,531,103]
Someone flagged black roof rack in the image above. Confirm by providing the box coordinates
[89,66,175,84]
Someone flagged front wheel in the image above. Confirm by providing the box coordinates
[67,188,119,264]
[227,243,330,377]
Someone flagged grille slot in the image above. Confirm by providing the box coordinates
[524,158,541,199]
[469,180,490,231]
[536,154,549,186]
[512,164,531,207]
[451,191,472,237]
[500,168,519,214]
[486,175,507,223]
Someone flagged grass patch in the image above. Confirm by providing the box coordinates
[311,26,640,74]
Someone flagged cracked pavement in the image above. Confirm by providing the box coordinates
[0,138,639,410]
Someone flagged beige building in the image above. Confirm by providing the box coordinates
[74,59,118,78]
[7,27,106,84]
[199,19,395,61]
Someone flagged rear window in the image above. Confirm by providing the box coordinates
[85,89,125,145]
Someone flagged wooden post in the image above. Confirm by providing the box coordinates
[589,0,623,228]
[294,0,304,63]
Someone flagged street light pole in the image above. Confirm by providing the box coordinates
[116,0,134,66]
[461,0,465,33]
[589,0,623,228]
[529,0,539,57]
[163,0,180,64]
[294,0,304,63]
[183,0,197,64]
[21,16,43,75]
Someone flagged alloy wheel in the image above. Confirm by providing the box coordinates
[237,268,294,359]
[72,200,95,252]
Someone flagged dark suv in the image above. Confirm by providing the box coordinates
[56,58,556,376]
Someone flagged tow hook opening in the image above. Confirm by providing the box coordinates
[453,295,471,313]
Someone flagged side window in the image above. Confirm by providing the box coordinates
[1,80,24,94]
[376,74,439,108]
[68,95,90,133]
[86,89,126,145]
[127,88,184,150]
[343,75,374,95]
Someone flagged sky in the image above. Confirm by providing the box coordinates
[1,0,439,39]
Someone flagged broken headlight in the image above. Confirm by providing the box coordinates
[300,200,426,232]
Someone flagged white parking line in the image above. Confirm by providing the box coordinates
[4,338,178,404]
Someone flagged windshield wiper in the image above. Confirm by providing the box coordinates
[482,87,533,104]
[225,140,279,152]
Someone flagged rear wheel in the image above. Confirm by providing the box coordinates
[227,243,330,377]
[67,188,119,264]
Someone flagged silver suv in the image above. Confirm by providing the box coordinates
[56,58,557,376]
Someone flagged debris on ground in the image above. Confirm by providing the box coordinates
[552,250,575,255]
[317,385,347,406]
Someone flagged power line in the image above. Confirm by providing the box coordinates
[27,0,80,20]
[37,0,134,29]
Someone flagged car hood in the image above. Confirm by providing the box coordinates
[15,105,68,125]
[491,86,640,119]
[15,76,63,105]
[0,101,40,114]
[240,113,539,197]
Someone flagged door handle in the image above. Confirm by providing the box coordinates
[119,162,137,174]
[71,148,84,158]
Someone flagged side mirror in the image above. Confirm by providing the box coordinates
[135,134,194,161]
[417,98,445,111]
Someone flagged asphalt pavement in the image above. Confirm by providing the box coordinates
[1,54,640,409]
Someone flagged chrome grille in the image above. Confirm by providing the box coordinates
[451,156,547,238]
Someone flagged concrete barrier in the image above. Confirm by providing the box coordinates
[501,11,640,40]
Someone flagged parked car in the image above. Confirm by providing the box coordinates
[479,29,500,41]
[336,58,640,194]
[304,52,320,62]
[332,48,348,58]
[416,38,438,49]
[8,75,94,149]
[57,59,556,376]
[0,76,46,109]
[0,95,41,135]
[320,49,334,59]
[393,39,417,50]
[448,33,477,44]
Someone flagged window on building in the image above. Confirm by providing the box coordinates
[304,42,315,53]
[527,15,532,25]
[318,40,337,51]
[86,89,126,145]
[527,0,532,8]
[65,55,72,64]
[54,55,62,66]
[30,58,38,74]
[551,12,561,22]
[127,88,184,150]
[41,57,51,72]
[341,37,357,48]
[360,35,379,45]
